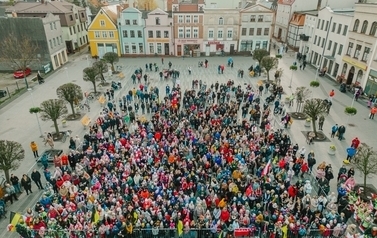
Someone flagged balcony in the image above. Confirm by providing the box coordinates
[299,34,309,41]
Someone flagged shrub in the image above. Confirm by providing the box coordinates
[310,81,320,87]
[345,106,357,115]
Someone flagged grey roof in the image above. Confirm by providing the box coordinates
[5,1,85,14]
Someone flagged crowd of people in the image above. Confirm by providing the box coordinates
[8,62,375,238]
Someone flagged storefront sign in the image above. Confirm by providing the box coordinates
[177,39,199,44]
[43,62,52,74]
[147,38,170,43]
[342,56,367,71]
[208,41,220,45]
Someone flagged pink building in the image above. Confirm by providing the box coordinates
[144,8,174,56]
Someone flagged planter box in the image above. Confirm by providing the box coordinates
[328,149,336,155]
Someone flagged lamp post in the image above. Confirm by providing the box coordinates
[315,16,333,81]
[346,88,359,125]
[64,67,69,81]
[27,88,43,138]
[86,55,89,67]
[288,62,297,88]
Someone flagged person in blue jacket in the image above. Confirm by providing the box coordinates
[337,184,347,203]
[346,146,357,162]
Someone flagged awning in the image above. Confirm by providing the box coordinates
[323,55,335,60]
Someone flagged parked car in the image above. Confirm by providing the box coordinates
[13,68,31,79]
[0,90,6,98]
[36,149,63,163]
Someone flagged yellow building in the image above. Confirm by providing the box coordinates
[88,5,120,58]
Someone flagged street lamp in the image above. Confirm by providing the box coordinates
[86,55,89,67]
[27,88,43,138]
[315,16,333,82]
[64,67,69,81]
[346,88,359,126]
[288,62,298,88]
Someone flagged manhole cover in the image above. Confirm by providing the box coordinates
[348,123,355,127]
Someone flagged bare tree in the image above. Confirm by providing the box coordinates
[0,33,38,88]
[56,83,83,117]
[295,87,311,112]
[303,98,328,136]
[83,67,100,93]
[0,140,25,183]
[252,49,269,66]
[354,145,377,196]
[39,99,68,135]
[261,56,279,82]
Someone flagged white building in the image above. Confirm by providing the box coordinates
[301,11,318,58]
[273,0,356,43]
[239,3,274,53]
[342,1,377,95]
[309,7,354,81]
[203,8,240,55]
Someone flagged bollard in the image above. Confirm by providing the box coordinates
[16,81,19,91]
[6,87,10,98]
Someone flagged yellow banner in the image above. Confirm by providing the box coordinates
[81,115,91,126]
[98,95,106,104]
[342,56,367,71]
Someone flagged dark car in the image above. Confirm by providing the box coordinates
[0,90,6,98]
[36,149,63,163]
[13,68,31,79]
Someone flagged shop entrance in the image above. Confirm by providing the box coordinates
[346,66,355,85]
[177,45,182,56]
[184,44,200,56]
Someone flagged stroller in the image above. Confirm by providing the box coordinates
[198,61,203,67]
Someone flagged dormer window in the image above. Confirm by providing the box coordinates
[173,6,178,12]
[156,17,160,25]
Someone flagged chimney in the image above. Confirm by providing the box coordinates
[317,0,322,10]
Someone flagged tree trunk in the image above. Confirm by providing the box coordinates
[4,169,10,184]
[92,81,97,93]
[100,73,105,82]
[70,102,76,117]
[266,70,270,82]
[53,119,60,135]
[364,171,367,197]
[111,63,115,72]
[312,118,317,137]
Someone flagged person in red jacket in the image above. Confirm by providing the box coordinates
[288,185,297,198]
[351,137,360,149]
[301,162,309,178]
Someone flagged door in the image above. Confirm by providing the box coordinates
[346,66,355,85]
[278,28,282,39]
[164,43,169,55]
[98,43,105,58]
[177,45,182,56]
[230,44,235,55]
[205,45,210,56]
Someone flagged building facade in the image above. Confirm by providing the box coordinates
[309,7,354,81]
[300,12,317,57]
[203,8,239,56]
[342,2,377,94]
[88,6,121,58]
[172,0,205,56]
[144,8,173,55]
[118,7,146,56]
[5,1,88,54]
[287,12,307,49]
[239,3,274,54]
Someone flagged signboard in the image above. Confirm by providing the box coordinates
[43,62,52,74]
[98,95,106,104]
[342,56,367,71]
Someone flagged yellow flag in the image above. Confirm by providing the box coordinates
[281,225,288,238]
[177,220,183,236]
[10,212,22,232]
[94,210,100,224]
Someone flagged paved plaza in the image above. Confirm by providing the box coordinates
[0,50,376,235]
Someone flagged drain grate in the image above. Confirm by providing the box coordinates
[348,123,355,127]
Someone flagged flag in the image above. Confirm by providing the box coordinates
[91,207,100,224]
[177,220,183,236]
[261,159,271,176]
[9,212,22,232]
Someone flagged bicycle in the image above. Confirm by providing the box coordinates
[61,130,72,143]
[76,103,90,112]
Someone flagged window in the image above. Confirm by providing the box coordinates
[139,43,144,54]
[100,20,105,27]
[362,47,371,62]
[258,15,263,22]
[227,29,232,39]
[50,23,53,30]
[370,22,377,36]
[321,38,324,47]
[156,17,160,25]
[157,43,162,54]
[332,22,336,32]
[178,28,184,38]
[325,21,329,31]
[255,41,261,49]
[346,42,353,55]
[79,37,82,45]
[219,17,224,25]
[354,44,361,58]
[185,28,191,38]
[317,19,321,29]
[353,19,359,32]
[193,28,199,38]
[53,22,56,30]
[250,15,256,22]
[75,13,78,19]
[321,20,324,30]
[123,30,128,38]
[361,20,368,34]
[314,36,317,45]
[328,40,332,50]
[102,31,107,38]
[164,31,169,38]
[60,36,62,44]
[81,23,83,32]
[95,31,100,38]
[156,31,161,38]
[264,28,269,36]
[193,15,199,23]
[138,30,142,38]
[109,31,114,38]
[257,28,262,36]
[262,41,268,49]
[125,44,130,53]
[242,28,246,36]
[49,40,52,49]
[317,37,321,46]
[337,24,342,34]
[81,12,84,18]
[343,25,348,36]
[77,25,80,32]
[133,20,137,25]
[185,15,191,23]
[149,43,154,54]
[148,31,153,38]
[178,15,183,23]
[208,30,214,38]
[249,28,254,36]
[332,42,338,57]
[130,30,135,38]
[53,38,56,47]
[132,43,136,53]
[125,20,130,25]
[217,30,223,39]
[69,15,73,21]
[338,44,343,55]
[73,26,76,34]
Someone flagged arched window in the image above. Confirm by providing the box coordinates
[361,20,368,34]
[218,17,224,25]
[370,22,377,36]
[353,19,360,32]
